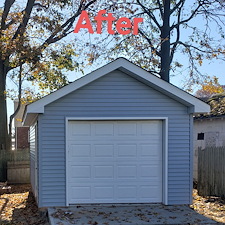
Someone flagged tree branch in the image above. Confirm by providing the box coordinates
[12,0,35,40]
[41,0,97,47]
[170,2,202,31]
[1,0,16,30]
[5,19,16,29]
[138,29,161,57]
[136,0,161,29]
[33,3,48,10]
[61,0,97,33]
[9,64,22,140]
[170,1,185,63]
[177,41,216,54]
[156,0,163,18]
[11,0,97,69]
[170,0,185,15]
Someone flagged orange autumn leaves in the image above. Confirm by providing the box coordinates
[196,76,224,99]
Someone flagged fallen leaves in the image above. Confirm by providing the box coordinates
[191,189,225,223]
[1,185,225,225]
[0,184,49,225]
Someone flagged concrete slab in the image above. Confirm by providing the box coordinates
[48,204,218,225]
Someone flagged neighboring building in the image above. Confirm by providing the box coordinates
[23,58,209,208]
[14,101,29,150]
[194,115,225,181]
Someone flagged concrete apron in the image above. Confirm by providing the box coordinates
[48,204,217,225]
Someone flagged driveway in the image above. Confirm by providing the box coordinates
[48,204,218,225]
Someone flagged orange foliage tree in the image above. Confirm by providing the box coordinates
[0,0,97,151]
[195,76,224,99]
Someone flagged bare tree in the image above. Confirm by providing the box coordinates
[84,0,225,83]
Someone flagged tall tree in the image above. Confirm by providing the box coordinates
[0,0,97,150]
[82,0,225,83]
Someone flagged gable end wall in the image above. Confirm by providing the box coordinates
[38,70,191,207]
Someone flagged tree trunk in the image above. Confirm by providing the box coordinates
[0,60,9,151]
[160,0,170,82]
[9,65,23,145]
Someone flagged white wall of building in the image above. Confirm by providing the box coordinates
[194,117,225,181]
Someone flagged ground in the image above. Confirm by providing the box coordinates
[191,189,225,223]
[0,184,225,224]
[0,184,49,225]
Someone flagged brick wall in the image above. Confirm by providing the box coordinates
[16,127,29,149]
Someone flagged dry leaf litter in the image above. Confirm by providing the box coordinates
[1,184,225,224]
[0,184,49,225]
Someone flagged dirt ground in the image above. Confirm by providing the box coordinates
[0,184,49,225]
[191,189,225,223]
[0,184,225,224]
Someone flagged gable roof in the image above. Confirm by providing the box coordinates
[23,58,210,126]
[195,114,225,121]
[195,93,225,120]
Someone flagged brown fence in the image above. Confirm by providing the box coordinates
[198,147,225,197]
[0,149,30,182]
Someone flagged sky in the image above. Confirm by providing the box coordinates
[4,0,225,125]
[171,57,225,88]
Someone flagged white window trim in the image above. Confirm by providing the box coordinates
[65,117,168,206]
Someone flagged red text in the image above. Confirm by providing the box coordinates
[74,10,143,35]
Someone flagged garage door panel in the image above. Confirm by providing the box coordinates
[94,145,114,157]
[69,165,91,179]
[140,165,161,178]
[140,122,161,135]
[139,185,162,200]
[69,122,91,137]
[67,120,163,204]
[140,144,161,159]
[118,123,137,136]
[117,186,137,200]
[94,165,114,178]
[69,144,91,158]
[117,165,137,178]
[117,144,137,157]
[95,123,114,136]
[93,186,114,200]
[70,186,91,200]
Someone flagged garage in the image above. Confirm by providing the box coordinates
[23,58,210,207]
[67,120,163,204]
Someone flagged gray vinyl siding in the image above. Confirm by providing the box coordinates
[29,124,37,199]
[38,70,191,207]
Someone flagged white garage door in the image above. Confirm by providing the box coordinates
[67,120,162,204]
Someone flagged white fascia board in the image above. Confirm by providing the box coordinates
[26,58,210,115]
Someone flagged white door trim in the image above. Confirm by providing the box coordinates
[65,117,168,206]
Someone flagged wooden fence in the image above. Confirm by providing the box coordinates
[0,149,30,182]
[198,147,225,197]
